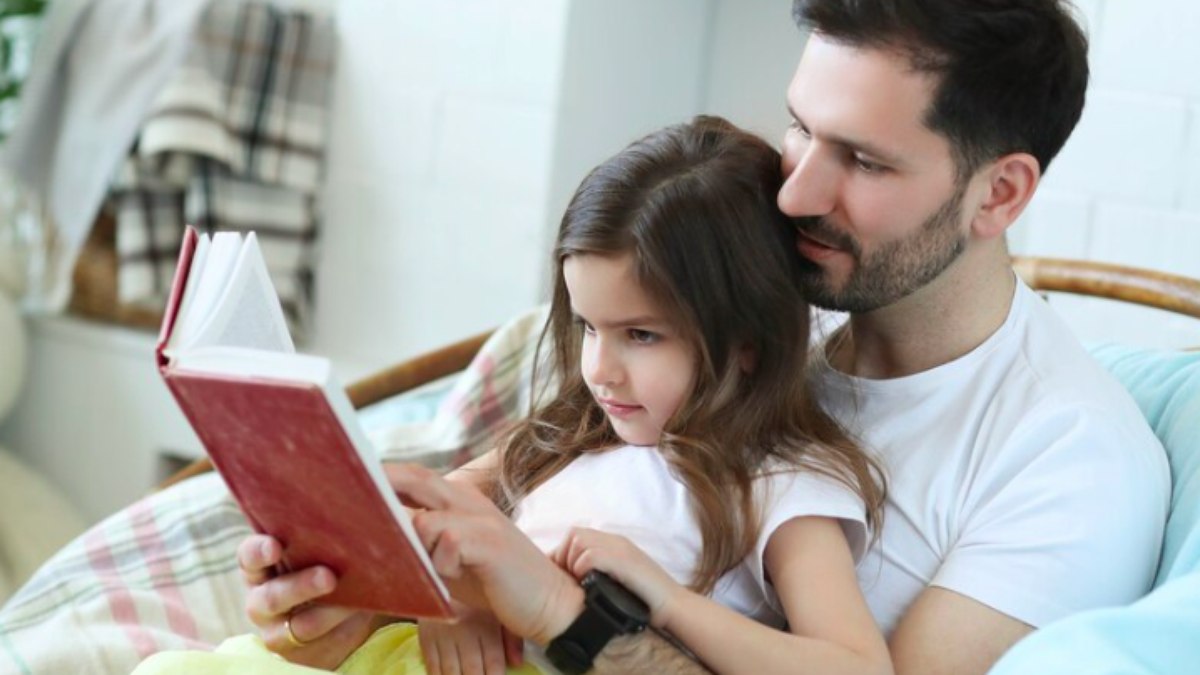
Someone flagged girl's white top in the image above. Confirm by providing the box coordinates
[514,444,867,627]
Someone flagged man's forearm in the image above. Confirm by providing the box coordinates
[592,628,715,674]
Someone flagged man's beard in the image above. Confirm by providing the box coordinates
[796,185,969,313]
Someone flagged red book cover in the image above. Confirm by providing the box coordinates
[157,227,453,619]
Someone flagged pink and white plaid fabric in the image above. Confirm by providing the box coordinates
[0,306,548,674]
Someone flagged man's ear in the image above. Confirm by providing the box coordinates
[971,152,1040,240]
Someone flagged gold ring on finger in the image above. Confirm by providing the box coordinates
[284,615,309,648]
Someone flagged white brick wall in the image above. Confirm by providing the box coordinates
[1011,0,1200,349]
[312,0,571,378]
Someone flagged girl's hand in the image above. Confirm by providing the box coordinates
[418,602,524,675]
[237,534,381,669]
[552,527,687,628]
[385,463,585,646]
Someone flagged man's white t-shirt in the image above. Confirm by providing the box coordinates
[513,445,867,628]
[814,278,1171,636]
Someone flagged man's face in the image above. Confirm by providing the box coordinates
[779,34,971,313]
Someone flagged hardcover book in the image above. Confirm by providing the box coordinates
[156,226,453,619]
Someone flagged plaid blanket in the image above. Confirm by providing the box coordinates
[112,0,336,337]
[0,306,547,675]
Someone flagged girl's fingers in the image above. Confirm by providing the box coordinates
[570,548,600,578]
[385,463,457,511]
[421,513,467,580]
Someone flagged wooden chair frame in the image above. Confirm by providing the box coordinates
[157,256,1200,491]
[1011,256,1200,319]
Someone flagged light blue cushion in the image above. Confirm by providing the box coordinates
[988,572,1200,674]
[1089,343,1200,583]
[990,344,1200,675]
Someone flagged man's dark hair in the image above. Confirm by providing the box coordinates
[793,0,1089,177]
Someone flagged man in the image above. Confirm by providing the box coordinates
[774,0,1169,672]
[242,2,1169,673]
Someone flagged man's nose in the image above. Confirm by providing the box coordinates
[778,144,839,218]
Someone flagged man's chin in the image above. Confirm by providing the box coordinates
[798,274,888,313]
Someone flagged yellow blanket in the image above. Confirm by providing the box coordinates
[132,623,545,674]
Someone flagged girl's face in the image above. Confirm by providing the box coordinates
[563,253,696,447]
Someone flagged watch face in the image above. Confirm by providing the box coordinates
[583,571,651,628]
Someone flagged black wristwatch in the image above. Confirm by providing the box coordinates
[545,571,651,674]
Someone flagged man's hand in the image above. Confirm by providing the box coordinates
[418,603,524,675]
[237,534,381,669]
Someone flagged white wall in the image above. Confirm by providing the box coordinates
[703,0,804,140]
[311,0,569,380]
[1009,0,1200,348]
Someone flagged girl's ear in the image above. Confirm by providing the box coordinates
[738,346,757,374]
[971,152,1040,240]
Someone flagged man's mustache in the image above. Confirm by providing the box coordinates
[793,216,861,257]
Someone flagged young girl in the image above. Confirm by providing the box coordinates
[138,115,891,675]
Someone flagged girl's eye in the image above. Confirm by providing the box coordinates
[788,120,811,139]
[628,329,658,345]
[575,317,596,335]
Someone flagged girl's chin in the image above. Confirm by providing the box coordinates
[609,422,661,447]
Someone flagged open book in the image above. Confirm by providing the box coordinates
[156,226,453,619]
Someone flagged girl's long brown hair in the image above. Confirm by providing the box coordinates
[484,115,885,594]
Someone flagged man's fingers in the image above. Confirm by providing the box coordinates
[265,603,358,651]
[435,634,459,675]
[503,627,525,667]
[245,565,336,625]
[456,636,485,675]
[418,626,442,675]
[482,629,508,675]
[237,535,281,586]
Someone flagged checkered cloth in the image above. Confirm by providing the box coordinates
[0,306,548,674]
[112,0,336,336]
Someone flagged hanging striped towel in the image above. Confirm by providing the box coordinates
[113,0,336,338]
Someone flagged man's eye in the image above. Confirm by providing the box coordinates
[628,329,658,344]
[854,156,886,174]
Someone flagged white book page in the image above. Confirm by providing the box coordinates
[164,233,211,354]
[171,233,243,352]
[191,233,295,354]
[171,346,328,383]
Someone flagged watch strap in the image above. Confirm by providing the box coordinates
[544,601,625,674]
[545,572,649,674]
